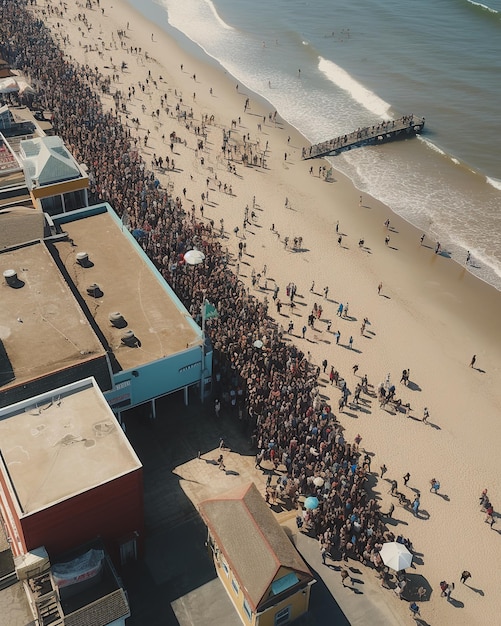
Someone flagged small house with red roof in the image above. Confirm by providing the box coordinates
[199,482,315,626]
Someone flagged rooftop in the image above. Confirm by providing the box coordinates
[54,542,130,626]
[0,131,20,172]
[0,239,106,400]
[0,581,34,626]
[21,136,83,189]
[0,205,45,249]
[53,207,199,371]
[0,378,142,515]
[0,131,28,208]
[199,482,313,611]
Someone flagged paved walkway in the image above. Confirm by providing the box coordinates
[121,391,406,625]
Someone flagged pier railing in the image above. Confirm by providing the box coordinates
[303,115,425,159]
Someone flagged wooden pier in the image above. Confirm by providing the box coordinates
[302,115,425,160]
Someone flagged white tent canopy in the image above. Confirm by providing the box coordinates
[0,77,35,94]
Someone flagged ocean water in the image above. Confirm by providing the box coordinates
[127,0,501,289]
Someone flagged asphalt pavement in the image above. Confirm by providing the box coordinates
[120,390,404,626]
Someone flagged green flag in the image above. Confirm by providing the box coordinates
[204,301,219,320]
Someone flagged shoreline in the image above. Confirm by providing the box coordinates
[129,0,501,294]
[144,0,501,292]
[13,1,501,624]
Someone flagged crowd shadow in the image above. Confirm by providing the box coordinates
[414,509,430,521]
[435,492,450,502]
[465,583,484,596]
[407,380,422,392]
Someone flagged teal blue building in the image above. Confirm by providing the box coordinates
[0,202,211,415]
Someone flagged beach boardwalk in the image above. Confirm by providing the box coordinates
[303,115,425,159]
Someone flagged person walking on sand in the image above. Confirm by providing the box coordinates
[340,569,350,587]
[470,354,476,368]
[422,407,429,424]
[412,496,420,516]
[335,330,341,345]
[321,545,328,565]
[348,336,353,350]
[403,472,410,486]
[378,282,382,295]
[420,233,425,245]
[380,463,387,478]
[485,501,495,523]
[430,478,440,494]
[460,570,471,584]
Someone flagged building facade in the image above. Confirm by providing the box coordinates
[199,483,315,626]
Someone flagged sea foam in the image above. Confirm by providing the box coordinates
[466,0,499,14]
[486,176,501,191]
[317,57,391,120]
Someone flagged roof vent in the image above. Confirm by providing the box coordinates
[121,330,140,347]
[109,312,127,328]
[4,269,18,286]
[3,269,24,288]
[76,252,92,267]
[87,283,103,298]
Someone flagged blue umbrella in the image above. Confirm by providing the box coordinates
[132,229,147,240]
[304,496,319,510]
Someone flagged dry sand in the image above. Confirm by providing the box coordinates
[29,0,501,624]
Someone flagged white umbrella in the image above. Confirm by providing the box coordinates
[253,339,263,349]
[313,477,324,487]
[379,542,413,571]
[184,249,205,265]
[0,77,19,93]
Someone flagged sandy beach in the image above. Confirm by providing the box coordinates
[22,0,501,623]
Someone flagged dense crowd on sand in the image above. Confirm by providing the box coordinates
[0,0,415,587]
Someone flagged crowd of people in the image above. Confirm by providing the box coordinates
[0,0,427,605]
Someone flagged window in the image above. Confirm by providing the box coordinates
[231,577,239,595]
[274,606,291,626]
[221,559,229,577]
[243,598,252,620]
